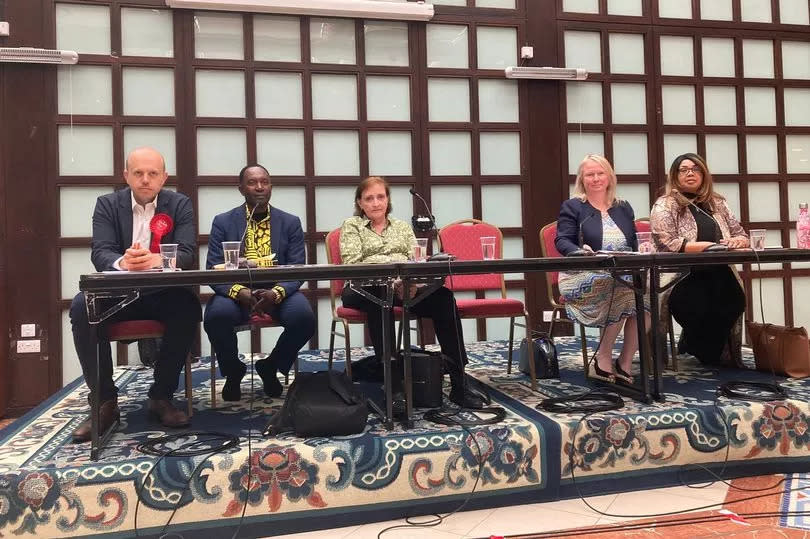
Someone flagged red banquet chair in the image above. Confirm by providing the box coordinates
[437,219,536,390]
[107,320,194,417]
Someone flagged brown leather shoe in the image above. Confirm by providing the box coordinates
[72,399,120,443]
[147,398,190,428]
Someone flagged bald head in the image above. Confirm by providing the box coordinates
[124,147,168,205]
[126,147,166,173]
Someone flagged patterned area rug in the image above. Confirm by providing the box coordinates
[0,337,808,538]
[782,473,810,530]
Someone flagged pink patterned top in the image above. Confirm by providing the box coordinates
[650,193,747,252]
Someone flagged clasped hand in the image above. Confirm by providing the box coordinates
[719,237,750,249]
[236,288,279,315]
[393,279,419,300]
[121,242,161,271]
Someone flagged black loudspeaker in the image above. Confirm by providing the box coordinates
[410,351,444,408]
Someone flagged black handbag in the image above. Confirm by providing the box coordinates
[518,334,559,379]
[264,370,368,437]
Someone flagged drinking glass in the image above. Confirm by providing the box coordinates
[749,229,766,251]
[480,236,496,260]
[159,243,178,272]
[222,241,241,270]
[636,231,654,253]
[412,238,428,262]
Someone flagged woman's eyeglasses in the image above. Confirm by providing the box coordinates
[678,167,701,176]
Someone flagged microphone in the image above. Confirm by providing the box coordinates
[409,187,437,235]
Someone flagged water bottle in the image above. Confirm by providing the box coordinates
[798,203,810,249]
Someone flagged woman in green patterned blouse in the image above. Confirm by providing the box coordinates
[340,176,485,409]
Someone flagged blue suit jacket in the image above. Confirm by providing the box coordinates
[555,198,638,255]
[206,205,305,298]
[91,188,196,271]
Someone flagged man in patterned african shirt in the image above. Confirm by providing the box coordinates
[203,164,315,401]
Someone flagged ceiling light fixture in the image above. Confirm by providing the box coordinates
[165,0,435,21]
[504,66,588,80]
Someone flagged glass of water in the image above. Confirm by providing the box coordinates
[412,238,428,262]
[480,236,496,260]
[749,229,766,251]
[159,243,178,272]
[222,241,241,270]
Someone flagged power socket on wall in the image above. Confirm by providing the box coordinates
[16,340,41,354]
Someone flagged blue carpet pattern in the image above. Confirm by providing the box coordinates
[0,337,808,537]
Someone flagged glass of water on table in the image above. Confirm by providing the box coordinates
[222,241,241,270]
[159,243,178,271]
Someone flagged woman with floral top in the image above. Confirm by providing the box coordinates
[650,153,748,365]
[340,176,485,409]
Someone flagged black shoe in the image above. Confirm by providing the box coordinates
[255,358,283,398]
[614,362,633,384]
[589,361,615,383]
[222,363,247,401]
[448,389,486,409]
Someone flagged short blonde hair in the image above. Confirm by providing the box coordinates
[572,154,618,206]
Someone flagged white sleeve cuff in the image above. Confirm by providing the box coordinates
[112,256,124,271]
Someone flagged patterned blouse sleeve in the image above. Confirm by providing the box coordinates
[339,218,364,265]
[719,198,747,239]
[650,196,686,253]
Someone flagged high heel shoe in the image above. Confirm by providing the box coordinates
[614,361,633,384]
[588,360,615,383]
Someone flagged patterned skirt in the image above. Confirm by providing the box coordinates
[558,270,639,328]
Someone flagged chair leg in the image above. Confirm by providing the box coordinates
[507,317,516,374]
[668,315,678,371]
[210,347,217,409]
[184,355,193,418]
[579,323,589,372]
[548,309,557,337]
[328,319,337,366]
[342,320,352,379]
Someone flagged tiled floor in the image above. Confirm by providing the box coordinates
[272,475,807,538]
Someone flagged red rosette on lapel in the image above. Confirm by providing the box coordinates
[149,213,174,253]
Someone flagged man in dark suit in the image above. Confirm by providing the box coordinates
[203,164,315,401]
[70,147,201,442]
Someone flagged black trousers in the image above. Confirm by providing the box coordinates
[669,265,745,365]
[70,289,202,402]
[341,284,468,367]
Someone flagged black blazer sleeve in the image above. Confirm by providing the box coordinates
[90,195,124,272]
[555,199,583,256]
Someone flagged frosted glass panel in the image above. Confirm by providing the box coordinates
[703,86,737,125]
[60,186,113,238]
[663,134,697,167]
[481,185,522,227]
[59,126,113,176]
[741,0,772,22]
[611,83,646,124]
[660,36,694,76]
[430,132,472,176]
[566,82,603,123]
[61,248,94,299]
[782,42,810,79]
[433,0,466,5]
[744,87,776,126]
[780,0,810,24]
[364,21,408,66]
[788,182,810,219]
[613,133,648,174]
[313,131,360,176]
[701,38,735,77]
[616,183,650,219]
[479,79,519,123]
[426,25,469,69]
[121,8,173,57]
[197,128,246,176]
[705,134,739,174]
[431,185,473,227]
[567,133,604,174]
[608,0,643,16]
[480,132,520,176]
[194,13,243,60]
[366,76,411,121]
[477,27,517,69]
[658,0,692,18]
[476,0,516,7]
[786,135,810,174]
[57,66,112,115]
[389,185,414,223]
[700,0,733,20]
[315,186,356,231]
[198,186,245,234]
[502,236,524,280]
[62,310,83,386]
[254,15,301,62]
[748,183,781,221]
[485,289,526,341]
[123,127,177,175]
[56,4,110,55]
[310,19,355,64]
[196,70,245,118]
[312,74,358,120]
[368,131,412,176]
[661,85,696,125]
[714,183,741,217]
[122,67,175,117]
[750,278,784,325]
[746,135,779,174]
[743,40,774,78]
[255,72,303,119]
[609,34,645,75]
[784,89,810,126]
[428,78,470,122]
[563,0,599,12]
[793,278,810,330]
[257,129,305,176]
[272,186,307,231]
[564,31,602,73]
[318,297,364,351]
